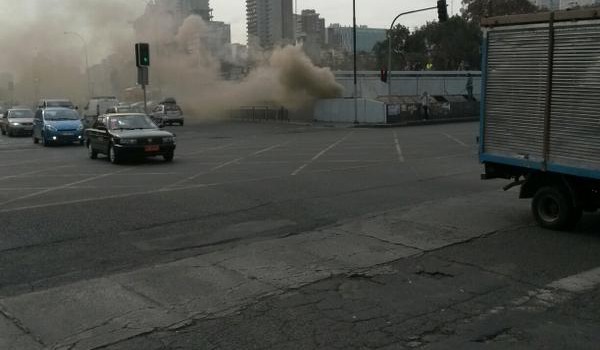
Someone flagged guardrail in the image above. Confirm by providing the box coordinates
[229,106,290,122]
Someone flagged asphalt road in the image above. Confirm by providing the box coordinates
[1,120,599,349]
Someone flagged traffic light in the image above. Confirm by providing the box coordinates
[135,43,150,67]
[437,0,448,22]
[380,68,388,83]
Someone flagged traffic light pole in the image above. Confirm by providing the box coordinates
[387,6,438,97]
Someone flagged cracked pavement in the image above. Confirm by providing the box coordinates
[1,121,600,349]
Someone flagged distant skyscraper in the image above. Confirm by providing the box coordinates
[297,10,326,62]
[246,0,295,50]
[327,24,386,53]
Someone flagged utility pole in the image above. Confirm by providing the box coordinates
[353,0,358,124]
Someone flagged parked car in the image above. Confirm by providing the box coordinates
[151,100,184,126]
[32,108,84,146]
[82,96,119,129]
[1,108,34,136]
[38,99,75,110]
[85,113,176,164]
[105,105,145,114]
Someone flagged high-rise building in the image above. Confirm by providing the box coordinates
[296,10,326,62]
[327,24,386,53]
[246,0,295,50]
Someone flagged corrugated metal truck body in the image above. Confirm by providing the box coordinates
[480,9,600,230]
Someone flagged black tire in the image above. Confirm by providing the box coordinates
[163,152,174,162]
[1,127,5,135]
[532,186,582,230]
[87,141,98,159]
[180,120,184,126]
[41,134,50,147]
[108,144,120,164]
[33,135,39,144]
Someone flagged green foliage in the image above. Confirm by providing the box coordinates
[371,0,539,71]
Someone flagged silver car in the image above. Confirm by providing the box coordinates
[1,108,35,136]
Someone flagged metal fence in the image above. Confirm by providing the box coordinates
[229,106,290,122]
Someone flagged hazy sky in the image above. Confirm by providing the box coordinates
[211,0,462,44]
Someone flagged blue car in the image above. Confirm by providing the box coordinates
[33,108,84,146]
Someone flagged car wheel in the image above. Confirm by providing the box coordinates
[41,133,49,147]
[180,120,184,126]
[33,135,39,144]
[0,127,5,135]
[88,141,98,159]
[532,186,581,230]
[108,145,120,164]
[163,152,174,162]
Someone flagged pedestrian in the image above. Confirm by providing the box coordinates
[421,92,430,120]
[466,74,474,101]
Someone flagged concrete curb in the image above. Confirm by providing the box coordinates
[353,117,480,128]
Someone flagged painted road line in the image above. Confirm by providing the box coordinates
[0,168,132,207]
[164,143,285,190]
[393,131,405,163]
[442,132,468,147]
[291,132,354,176]
[0,165,73,181]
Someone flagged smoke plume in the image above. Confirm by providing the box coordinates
[0,3,342,118]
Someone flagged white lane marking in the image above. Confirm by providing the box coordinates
[0,165,73,181]
[393,131,405,163]
[163,143,285,190]
[252,142,287,156]
[442,132,468,147]
[180,142,238,156]
[0,160,387,214]
[0,168,131,207]
[291,132,354,176]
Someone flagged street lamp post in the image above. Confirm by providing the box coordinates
[353,0,358,124]
[64,31,92,99]
[387,6,438,97]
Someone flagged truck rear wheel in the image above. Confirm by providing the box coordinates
[532,186,582,230]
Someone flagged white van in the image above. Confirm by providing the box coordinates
[82,97,119,128]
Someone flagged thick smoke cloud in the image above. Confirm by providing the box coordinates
[0,2,342,118]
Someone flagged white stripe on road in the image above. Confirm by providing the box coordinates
[164,143,285,190]
[0,168,131,207]
[291,132,354,176]
[393,131,405,163]
[442,132,468,147]
[0,165,73,181]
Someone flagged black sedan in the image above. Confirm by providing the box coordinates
[85,113,176,164]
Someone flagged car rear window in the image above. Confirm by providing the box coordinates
[165,105,181,112]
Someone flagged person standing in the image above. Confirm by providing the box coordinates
[421,92,430,120]
[466,74,474,101]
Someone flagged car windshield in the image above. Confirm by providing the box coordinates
[108,115,157,130]
[47,101,73,108]
[9,110,33,118]
[44,110,80,121]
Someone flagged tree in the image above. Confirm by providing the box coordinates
[372,24,410,69]
[462,0,538,23]
[372,16,482,71]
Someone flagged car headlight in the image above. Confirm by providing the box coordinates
[45,125,57,132]
[119,138,137,145]
[11,122,20,126]
[162,136,175,144]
